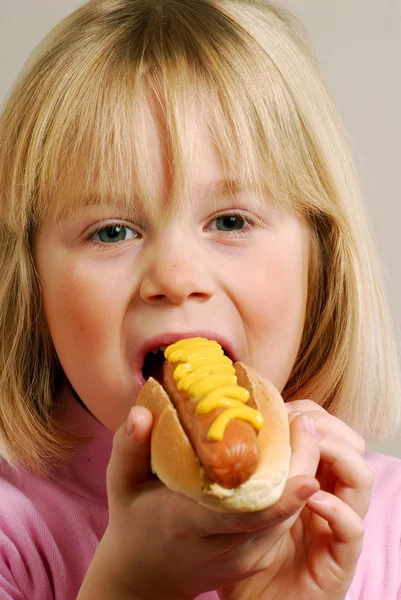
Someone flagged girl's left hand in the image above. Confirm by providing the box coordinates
[218,400,373,600]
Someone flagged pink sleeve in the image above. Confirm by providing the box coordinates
[0,492,56,600]
[0,580,25,600]
[0,533,26,599]
[0,529,55,600]
[346,453,401,600]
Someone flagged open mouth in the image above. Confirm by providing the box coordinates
[141,344,232,384]
[142,348,167,384]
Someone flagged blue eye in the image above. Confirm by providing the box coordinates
[92,225,138,243]
[215,215,247,231]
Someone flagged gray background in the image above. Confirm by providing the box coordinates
[0,0,400,456]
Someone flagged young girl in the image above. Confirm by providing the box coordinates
[0,0,400,598]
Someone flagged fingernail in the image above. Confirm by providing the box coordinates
[125,409,135,436]
[309,490,325,502]
[298,484,318,501]
[302,415,315,435]
[288,410,302,424]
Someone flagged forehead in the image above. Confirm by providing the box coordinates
[32,68,294,231]
[48,87,252,222]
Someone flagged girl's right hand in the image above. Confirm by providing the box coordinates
[79,406,321,600]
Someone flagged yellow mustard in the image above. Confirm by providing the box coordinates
[164,337,264,441]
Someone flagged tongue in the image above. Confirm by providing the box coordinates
[142,351,165,384]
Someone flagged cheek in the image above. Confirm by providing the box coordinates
[40,262,121,354]
[240,231,309,387]
[246,242,308,321]
[244,258,307,338]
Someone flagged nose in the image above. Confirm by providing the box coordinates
[139,235,216,305]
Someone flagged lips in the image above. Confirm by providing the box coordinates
[135,331,238,386]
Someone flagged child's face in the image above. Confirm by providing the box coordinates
[34,98,309,432]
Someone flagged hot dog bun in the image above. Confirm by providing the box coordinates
[136,362,291,512]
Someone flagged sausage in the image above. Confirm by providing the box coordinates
[162,359,261,489]
[136,340,291,511]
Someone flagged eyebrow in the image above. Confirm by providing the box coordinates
[57,193,141,213]
[66,179,244,206]
[77,193,137,207]
[205,179,245,197]
[54,179,247,221]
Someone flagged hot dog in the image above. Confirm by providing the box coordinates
[136,337,291,512]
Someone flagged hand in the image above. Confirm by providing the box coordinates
[218,400,373,600]
[80,405,321,600]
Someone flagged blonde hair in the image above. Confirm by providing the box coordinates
[0,0,400,473]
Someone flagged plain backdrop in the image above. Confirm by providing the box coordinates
[0,0,400,456]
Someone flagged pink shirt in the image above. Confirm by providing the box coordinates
[0,392,400,599]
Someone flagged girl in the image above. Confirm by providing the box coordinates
[0,0,400,598]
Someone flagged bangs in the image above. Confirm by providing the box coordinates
[0,0,330,232]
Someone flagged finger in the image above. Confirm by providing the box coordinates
[286,400,366,455]
[314,413,365,456]
[288,413,321,479]
[285,399,326,417]
[307,490,365,569]
[200,473,320,558]
[107,405,154,501]
[201,413,321,537]
[318,435,373,518]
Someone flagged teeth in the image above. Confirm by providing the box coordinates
[151,346,167,354]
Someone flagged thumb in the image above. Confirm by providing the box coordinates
[107,405,154,501]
